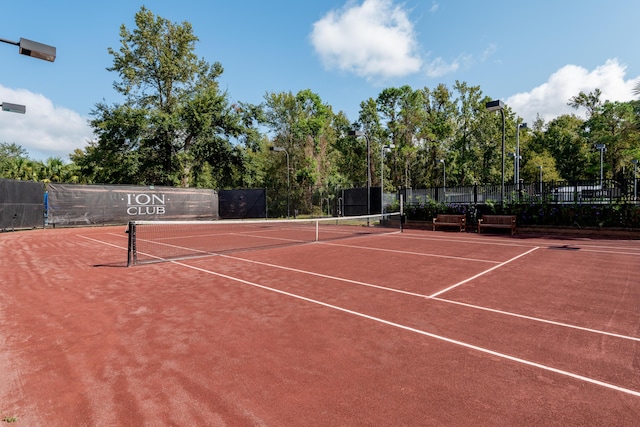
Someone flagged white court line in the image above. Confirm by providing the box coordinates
[428,247,540,298]
[390,233,538,248]
[219,254,431,298]
[171,258,640,398]
[432,297,640,343]
[391,232,640,255]
[320,241,500,264]
[575,248,640,256]
[78,234,127,250]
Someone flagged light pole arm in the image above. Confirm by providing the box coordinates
[0,38,19,47]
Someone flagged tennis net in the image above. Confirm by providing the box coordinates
[126,213,402,266]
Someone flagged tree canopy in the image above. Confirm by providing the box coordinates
[70,6,255,188]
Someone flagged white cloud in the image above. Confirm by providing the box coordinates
[507,59,638,125]
[310,0,422,79]
[0,85,93,161]
[424,57,459,78]
[481,43,497,62]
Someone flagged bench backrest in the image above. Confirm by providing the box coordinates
[436,214,465,222]
[481,215,516,225]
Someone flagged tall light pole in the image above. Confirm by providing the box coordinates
[538,165,543,195]
[270,146,290,218]
[632,159,638,201]
[439,159,446,202]
[516,122,527,192]
[508,152,517,184]
[380,143,394,215]
[595,144,606,188]
[486,100,506,207]
[349,130,371,215]
[1,37,56,62]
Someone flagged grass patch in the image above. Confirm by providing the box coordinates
[1,412,18,423]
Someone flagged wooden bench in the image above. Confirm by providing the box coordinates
[478,215,517,235]
[432,214,466,232]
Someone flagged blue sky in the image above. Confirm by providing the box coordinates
[1,0,639,161]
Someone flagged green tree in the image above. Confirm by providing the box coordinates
[0,143,29,178]
[348,97,379,187]
[571,94,640,181]
[450,81,485,186]
[36,157,80,183]
[520,152,561,185]
[519,115,561,183]
[77,6,248,187]
[262,89,336,215]
[3,157,38,181]
[542,114,589,181]
[595,102,638,180]
[40,157,64,182]
[326,111,359,189]
[373,85,426,189]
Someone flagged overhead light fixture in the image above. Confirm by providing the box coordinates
[1,102,26,114]
[1,37,56,62]
[485,100,504,112]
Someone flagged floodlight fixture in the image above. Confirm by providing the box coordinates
[1,102,26,114]
[1,37,56,62]
[485,100,504,112]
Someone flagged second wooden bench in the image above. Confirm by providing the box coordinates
[432,214,466,232]
[478,215,517,235]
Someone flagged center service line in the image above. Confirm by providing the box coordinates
[428,247,540,298]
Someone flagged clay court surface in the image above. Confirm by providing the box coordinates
[1,224,640,425]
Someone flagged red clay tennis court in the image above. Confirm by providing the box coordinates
[1,222,639,425]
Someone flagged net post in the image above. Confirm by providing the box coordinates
[126,221,136,267]
[315,219,319,242]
